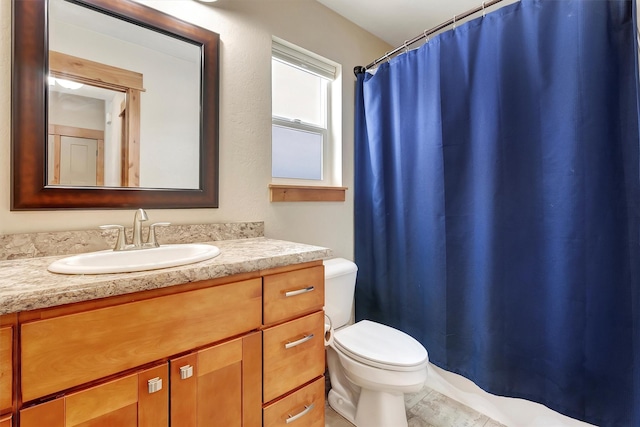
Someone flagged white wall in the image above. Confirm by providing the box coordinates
[105,93,126,187]
[49,92,105,131]
[0,0,391,259]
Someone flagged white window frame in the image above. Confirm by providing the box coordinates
[271,38,341,188]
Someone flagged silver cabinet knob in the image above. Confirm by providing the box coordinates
[148,377,163,394]
[179,365,194,380]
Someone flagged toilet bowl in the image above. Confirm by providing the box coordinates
[323,258,429,427]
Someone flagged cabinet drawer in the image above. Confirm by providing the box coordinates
[263,265,324,325]
[0,327,12,413]
[263,377,325,427]
[263,311,324,402]
[21,278,262,402]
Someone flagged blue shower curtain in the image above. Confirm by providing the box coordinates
[354,1,640,425]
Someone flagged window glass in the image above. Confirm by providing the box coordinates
[272,59,325,127]
[272,125,323,180]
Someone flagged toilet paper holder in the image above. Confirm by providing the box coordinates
[324,313,333,346]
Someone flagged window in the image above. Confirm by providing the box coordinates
[271,39,342,192]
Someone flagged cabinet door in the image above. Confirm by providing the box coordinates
[0,414,11,427]
[19,364,168,427]
[0,326,12,414]
[170,332,261,427]
[137,364,169,427]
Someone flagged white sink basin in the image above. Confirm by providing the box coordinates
[48,244,221,275]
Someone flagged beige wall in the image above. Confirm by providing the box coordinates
[0,0,390,259]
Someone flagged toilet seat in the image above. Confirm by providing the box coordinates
[333,320,428,371]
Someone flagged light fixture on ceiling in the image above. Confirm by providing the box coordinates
[48,76,84,90]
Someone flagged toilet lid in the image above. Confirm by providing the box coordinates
[333,320,428,370]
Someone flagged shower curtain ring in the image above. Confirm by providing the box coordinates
[452,14,457,30]
[384,51,391,63]
[424,30,430,44]
[482,1,486,17]
[404,40,410,53]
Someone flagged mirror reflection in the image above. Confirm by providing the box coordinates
[48,0,202,190]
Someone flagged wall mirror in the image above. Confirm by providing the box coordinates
[12,0,220,210]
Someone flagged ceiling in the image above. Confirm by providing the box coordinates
[316,0,516,51]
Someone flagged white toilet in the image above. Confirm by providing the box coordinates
[323,258,429,427]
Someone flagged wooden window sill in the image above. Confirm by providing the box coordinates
[269,184,347,202]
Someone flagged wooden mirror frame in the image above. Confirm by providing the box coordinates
[11,0,220,210]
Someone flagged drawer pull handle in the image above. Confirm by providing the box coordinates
[285,286,315,297]
[285,333,315,349]
[147,377,163,394]
[180,365,194,380]
[286,403,315,424]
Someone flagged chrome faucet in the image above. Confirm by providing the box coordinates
[132,208,148,248]
[100,209,171,251]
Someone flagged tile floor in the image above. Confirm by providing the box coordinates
[325,384,507,427]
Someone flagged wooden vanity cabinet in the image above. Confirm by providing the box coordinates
[20,277,262,403]
[9,260,326,427]
[16,275,264,427]
[261,265,326,427]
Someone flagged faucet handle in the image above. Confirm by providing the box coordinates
[99,224,127,251]
[146,222,171,248]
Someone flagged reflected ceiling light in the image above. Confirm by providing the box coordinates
[53,78,84,90]
[48,76,56,86]
[197,0,218,2]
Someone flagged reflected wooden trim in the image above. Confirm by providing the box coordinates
[126,90,141,187]
[48,125,103,140]
[49,51,145,92]
[269,184,347,202]
[97,139,104,186]
[52,134,61,185]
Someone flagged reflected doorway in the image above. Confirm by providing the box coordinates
[48,51,143,187]
[48,125,104,186]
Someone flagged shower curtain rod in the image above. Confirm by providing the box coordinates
[354,0,506,76]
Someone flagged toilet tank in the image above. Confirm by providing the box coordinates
[323,258,358,329]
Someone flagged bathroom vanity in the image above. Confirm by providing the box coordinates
[0,231,330,427]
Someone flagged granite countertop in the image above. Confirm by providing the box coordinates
[0,237,332,315]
